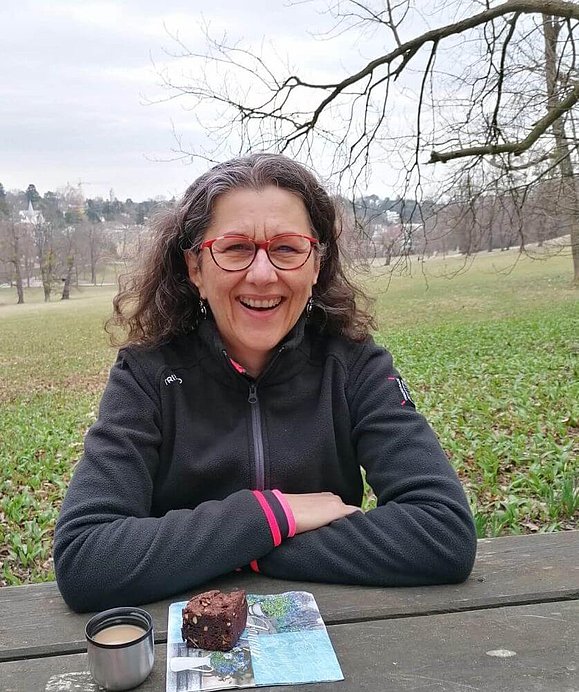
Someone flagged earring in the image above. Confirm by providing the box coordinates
[306,296,314,319]
[199,298,208,320]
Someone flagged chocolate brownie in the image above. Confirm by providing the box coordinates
[182,589,248,651]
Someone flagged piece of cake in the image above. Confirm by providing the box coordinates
[182,589,248,651]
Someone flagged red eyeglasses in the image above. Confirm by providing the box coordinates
[200,233,319,271]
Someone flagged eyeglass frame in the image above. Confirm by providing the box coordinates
[198,233,320,272]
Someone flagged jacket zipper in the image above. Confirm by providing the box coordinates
[222,346,287,492]
[247,383,265,490]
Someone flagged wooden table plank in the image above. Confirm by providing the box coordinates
[2,600,577,692]
[1,531,577,661]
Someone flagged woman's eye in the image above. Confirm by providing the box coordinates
[272,244,299,253]
[222,242,253,253]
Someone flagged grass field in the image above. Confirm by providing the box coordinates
[1,249,578,586]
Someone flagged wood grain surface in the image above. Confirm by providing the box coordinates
[2,600,577,692]
[1,532,578,663]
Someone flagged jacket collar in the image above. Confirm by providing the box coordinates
[196,315,309,385]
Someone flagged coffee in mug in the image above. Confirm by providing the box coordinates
[92,624,147,646]
[85,607,154,691]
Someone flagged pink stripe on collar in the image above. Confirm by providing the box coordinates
[229,358,246,374]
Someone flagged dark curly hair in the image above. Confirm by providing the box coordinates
[107,153,374,347]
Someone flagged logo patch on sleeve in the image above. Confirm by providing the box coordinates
[388,376,415,407]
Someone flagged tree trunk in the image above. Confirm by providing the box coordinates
[89,224,100,286]
[543,15,579,285]
[14,260,24,304]
[61,255,74,300]
[10,220,25,304]
[16,279,24,303]
[40,250,54,302]
[42,269,51,302]
[487,229,493,253]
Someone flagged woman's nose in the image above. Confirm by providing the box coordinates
[247,248,278,282]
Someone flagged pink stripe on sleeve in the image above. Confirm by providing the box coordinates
[249,560,260,573]
[252,490,282,547]
[272,489,296,538]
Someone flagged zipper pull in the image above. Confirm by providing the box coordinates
[248,383,258,404]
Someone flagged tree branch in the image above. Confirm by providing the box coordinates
[269,1,579,143]
[429,79,579,163]
[286,1,578,91]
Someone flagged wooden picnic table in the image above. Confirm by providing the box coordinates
[1,531,578,691]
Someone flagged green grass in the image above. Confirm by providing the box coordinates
[0,287,115,585]
[364,250,579,534]
[1,250,578,586]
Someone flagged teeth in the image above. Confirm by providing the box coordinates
[240,297,282,309]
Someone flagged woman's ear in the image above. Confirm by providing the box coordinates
[184,250,206,299]
[313,255,320,286]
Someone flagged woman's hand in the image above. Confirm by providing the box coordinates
[282,492,361,535]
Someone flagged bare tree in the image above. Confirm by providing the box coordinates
[33,219,55,302]
[59,226,76,300]
[0,213,26,304]
[156,0,579,283]
[0,185,24,302]
[72,221,118,285]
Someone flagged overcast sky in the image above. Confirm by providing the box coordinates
[1,0,388,202]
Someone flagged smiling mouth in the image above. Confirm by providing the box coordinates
[239,297,283,311]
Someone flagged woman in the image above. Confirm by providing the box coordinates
[54,153,476,613]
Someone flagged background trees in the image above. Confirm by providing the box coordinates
[0,185,159,303]
[157,0,579,283]
[0,184,25,304]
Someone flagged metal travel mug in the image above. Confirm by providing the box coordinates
[85,607,154,691]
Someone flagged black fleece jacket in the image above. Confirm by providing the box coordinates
[54,318,476,612]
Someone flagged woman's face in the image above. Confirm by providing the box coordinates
[185,185,320,376]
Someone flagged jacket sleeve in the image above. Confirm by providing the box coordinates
[53,352,285,613]
[254,343,477,586]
